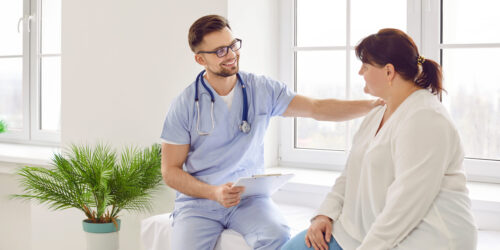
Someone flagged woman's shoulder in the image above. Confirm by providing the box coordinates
[364,104,386,125]
[398,91,458,136]
[353,104,386,137]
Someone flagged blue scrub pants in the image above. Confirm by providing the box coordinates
[171,196,290,250]
[281,230,343,250]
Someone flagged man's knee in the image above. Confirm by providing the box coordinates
[171,216,223,250]
[246,223,291,249]
[171,229,220,250]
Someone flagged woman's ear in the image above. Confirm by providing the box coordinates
[385,63,395,81]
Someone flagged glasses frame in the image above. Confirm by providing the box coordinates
[196,39,242,58]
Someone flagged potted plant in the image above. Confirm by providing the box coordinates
[0,120,7,133]
[12,143,163,250]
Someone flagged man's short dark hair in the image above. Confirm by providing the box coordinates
[188,15,231,53]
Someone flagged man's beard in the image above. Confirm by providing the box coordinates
[214,56,239,77]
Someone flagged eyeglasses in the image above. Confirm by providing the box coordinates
[197,39,242,58]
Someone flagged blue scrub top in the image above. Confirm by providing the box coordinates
[161,71,296,210]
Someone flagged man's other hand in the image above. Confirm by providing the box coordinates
[212,182,245,208]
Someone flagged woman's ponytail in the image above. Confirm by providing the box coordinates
[415,56,444,100]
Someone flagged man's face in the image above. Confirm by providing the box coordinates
[195,27,240,77]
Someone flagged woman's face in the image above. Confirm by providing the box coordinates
[358,63,389,98]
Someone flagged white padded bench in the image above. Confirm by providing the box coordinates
[141,203,313,250]
[141,202,500,250]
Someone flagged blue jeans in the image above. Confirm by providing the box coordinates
[282,230,343,250]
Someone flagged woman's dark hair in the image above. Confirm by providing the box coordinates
[188,15,231,53]
[355,28,444,99]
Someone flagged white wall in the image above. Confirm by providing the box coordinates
[228,0,281,167]
[0,171,31,250]
[0,1,281,250]
[43,1,229,250]
[62,0,227,147]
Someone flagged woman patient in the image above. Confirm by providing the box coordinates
[282,28,477,250]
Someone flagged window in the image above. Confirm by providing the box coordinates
[440,0,500,160]
[0,0,61,144]
[279,0,413,169]
[280,0,500,181]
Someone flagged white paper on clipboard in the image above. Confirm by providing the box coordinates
[232,173,295,198]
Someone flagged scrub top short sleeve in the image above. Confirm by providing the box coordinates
[160,94,191,145]
[259,76,295,117]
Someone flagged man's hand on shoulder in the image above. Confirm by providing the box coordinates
[371,98,385,109]
[211,182,245,208]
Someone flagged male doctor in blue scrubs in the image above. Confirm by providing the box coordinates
[160,15,382,250]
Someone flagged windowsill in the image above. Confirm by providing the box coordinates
[1,143,499,210]
[267,166,500,211]
[0,143,59,173]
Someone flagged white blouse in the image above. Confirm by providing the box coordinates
[315,89,477,250]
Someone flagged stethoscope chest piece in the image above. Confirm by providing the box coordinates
[240,120,251,134]
[195,70,252,135]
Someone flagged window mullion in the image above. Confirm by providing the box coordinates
[29,0,40,142]
[407,0,422,48]
[278,0,297,163]
[345,0,351,151]
[420,0,440,63]
[22,0,32,140]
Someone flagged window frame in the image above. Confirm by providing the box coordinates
[278,0,500,182]
[0,0,60,145]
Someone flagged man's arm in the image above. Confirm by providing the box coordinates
[161,143,244,207]
[282,94,383,121]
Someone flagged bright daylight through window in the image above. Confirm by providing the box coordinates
[282,0,500,174]
[0,0,61,143]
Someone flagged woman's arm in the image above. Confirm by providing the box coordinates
[307,170,348,250]
[314,169,348,222]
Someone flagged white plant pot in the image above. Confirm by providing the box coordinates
[85,231,119,250]
[83,219,121,250]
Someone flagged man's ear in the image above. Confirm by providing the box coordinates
[385,63,395,81]
[195,54,207,66]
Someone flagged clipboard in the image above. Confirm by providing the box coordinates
[232,173,295,198]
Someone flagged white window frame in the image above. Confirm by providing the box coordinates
[0,0,60,145]
[278,0,500,183]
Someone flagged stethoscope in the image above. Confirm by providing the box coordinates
[195,70,251,136]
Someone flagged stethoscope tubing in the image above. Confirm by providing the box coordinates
[195,70,251,135]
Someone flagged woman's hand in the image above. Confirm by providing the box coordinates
[305,215,333,250]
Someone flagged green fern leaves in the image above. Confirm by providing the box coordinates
[12,143,163,223]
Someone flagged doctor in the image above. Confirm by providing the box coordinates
[160,15,382,250]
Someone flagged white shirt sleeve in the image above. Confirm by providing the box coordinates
[314,168,348,221]
[357,109,458,250]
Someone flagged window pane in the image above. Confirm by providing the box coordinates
[0,58,23,130]
[442,48,500,160]
[0,0,23,55]
[443,0,500,44]
[41,0,61,54]
[296,0,346,47]
[296,51,346,150]
[40,56,61,131]
[351,0,407,45]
